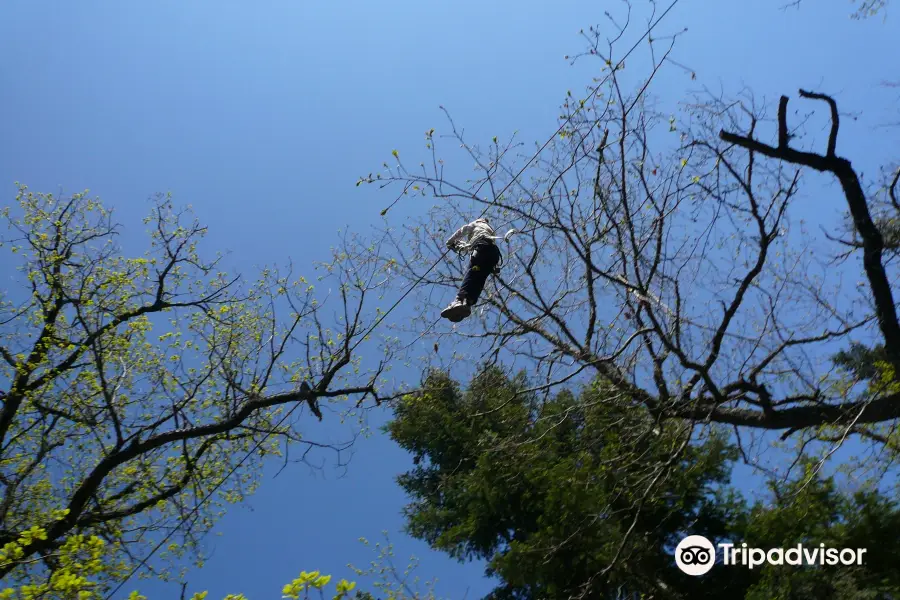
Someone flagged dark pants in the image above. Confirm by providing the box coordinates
[458,242,501,306]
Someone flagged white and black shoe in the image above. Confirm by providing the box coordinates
[440,298,471,322]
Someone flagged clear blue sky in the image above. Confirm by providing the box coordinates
[1,1,896,598]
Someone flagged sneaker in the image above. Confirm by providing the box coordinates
[441,298,471,322]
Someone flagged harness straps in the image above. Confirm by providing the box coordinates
[451,228,518,254]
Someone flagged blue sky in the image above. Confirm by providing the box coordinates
[1,1,897,598]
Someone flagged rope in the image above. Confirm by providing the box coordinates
[103,4,679,596]
[357,0,680,339]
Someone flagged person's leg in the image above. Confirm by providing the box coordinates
[441,253,479,322]
[442,243,500,322]
[458,266,487,305]
[458,243,499,306]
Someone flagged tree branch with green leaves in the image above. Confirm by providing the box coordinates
[0,185,394,591]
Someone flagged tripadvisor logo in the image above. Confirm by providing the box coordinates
[674,535,868,576]
[675,535,716,575]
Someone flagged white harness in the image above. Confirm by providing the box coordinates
[447,218,517,254]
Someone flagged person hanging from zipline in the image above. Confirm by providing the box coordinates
[441,217,513,323]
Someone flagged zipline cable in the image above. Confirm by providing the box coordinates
[104,4,679,596]
[353,0,679,346]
